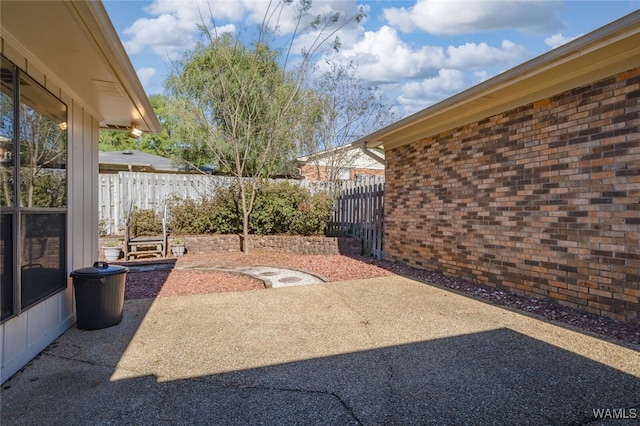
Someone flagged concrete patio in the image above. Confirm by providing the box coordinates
[2,276,639,425]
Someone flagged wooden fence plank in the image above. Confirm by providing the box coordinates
[330,176,385,258]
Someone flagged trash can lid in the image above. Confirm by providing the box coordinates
[70,261,128,277]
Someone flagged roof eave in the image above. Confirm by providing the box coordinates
[73,1,161,134]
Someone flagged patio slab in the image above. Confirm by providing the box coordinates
[2,276,639,425]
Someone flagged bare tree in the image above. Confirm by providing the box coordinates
[302,60,397,182]
[166,1,365,252]
[0,92,14,206]
[19,105,66,207]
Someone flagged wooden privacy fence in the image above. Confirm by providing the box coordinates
[99,172,218,235]
[328,176,385,259]
[99,172,335,235]
[99,172,384,258]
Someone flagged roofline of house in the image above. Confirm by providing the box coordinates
[71,1,161,134]
[352,10,640,151]
[298,143,384,163]
[2,2,160,134]
[99,162,154,169]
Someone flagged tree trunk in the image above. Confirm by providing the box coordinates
[242,211,250,254]
[28,179,34,207]
[0,166,12,206]
[238,180,250,254]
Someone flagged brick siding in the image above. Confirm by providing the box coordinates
[385,67,640,323]
[300,164,329,181]
[300,164,384,181]
[350,168,385,179]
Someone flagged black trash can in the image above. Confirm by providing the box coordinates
[70,261,128,330]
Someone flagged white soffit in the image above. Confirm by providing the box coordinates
[0,0,160,133]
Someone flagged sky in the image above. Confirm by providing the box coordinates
[103,0,640,118]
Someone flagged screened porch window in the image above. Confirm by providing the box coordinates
[1,55,67,321]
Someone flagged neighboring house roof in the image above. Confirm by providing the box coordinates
[353,10,640,151]
[99,150,181,173]
[1,1,160,135]
[298,145,385,169]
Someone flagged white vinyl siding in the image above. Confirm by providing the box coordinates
[0,42,99,384]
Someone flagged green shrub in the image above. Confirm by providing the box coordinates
[290,191,334,236]
[250,182,305,235]
[250,182,333,236]
[167,182,334,236]
[129,207,162,237]
[210,185,243,233]
[167,186,242,235]
[167,196,212,235]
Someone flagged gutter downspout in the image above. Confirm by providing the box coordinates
[358,141,386,166]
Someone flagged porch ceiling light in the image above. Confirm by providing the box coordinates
[129,126,143,138]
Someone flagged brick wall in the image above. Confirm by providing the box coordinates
[244,235,362,256]
[300,164,384,181]
[350,168,385,179]
[385,67,640,323]
[185,235,362,256]
[300,164,329,181]
[101,235,363,257]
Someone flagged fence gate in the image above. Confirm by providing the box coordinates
[329,177,384,259]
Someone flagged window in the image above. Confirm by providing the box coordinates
[1,55,67,321]
[338,167,351,180]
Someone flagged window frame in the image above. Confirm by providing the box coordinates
[1,55,68,322]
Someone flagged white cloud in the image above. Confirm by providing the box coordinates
[384,0,564,35]
[123,14,206,60]
[544,33,582,49]
[319,26,445,83]
[121,0,365,63]
[286,11,368,66]
[145,0,245,22]
[445,40,527,69]
[398,68,469,106]
[122,0,241,61]
[473,70,490,83]
[275,0,365,34]
[320,26,526,85]
[136,67,156,87]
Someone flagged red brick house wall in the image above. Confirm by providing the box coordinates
[300,164,329,181]
[350,168,385,179]
[300,164,384,181]
[385,67,640,323]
